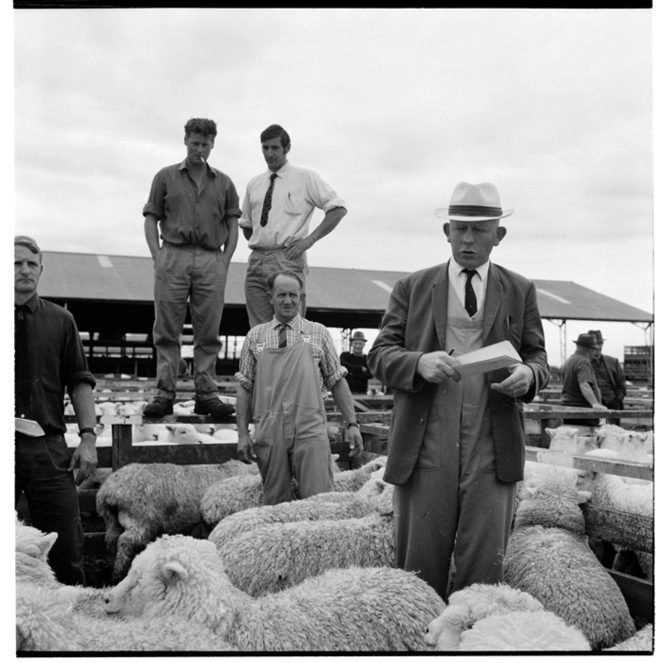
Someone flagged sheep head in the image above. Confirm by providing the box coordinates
[514,466,587,535]
[104,535,241,638]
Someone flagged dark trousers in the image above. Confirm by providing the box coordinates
[15,433,86,585]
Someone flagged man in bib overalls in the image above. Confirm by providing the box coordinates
[235,271,363,504]
[368,182,549,599]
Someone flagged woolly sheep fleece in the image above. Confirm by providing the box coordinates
[96,459,257,580]
[209,468,393,549]
[458,611,591,651]
[504,465,635,649]
[104,534,444,651]
[425,583,546,650]
[16,581,236,652]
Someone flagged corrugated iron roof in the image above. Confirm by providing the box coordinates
[38,251,653,323]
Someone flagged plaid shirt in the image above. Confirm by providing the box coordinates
[236,315,347,394]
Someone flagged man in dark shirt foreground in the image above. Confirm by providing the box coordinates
[15,235,97,585]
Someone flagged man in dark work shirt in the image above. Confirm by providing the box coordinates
[15,235,98,585]
[339,331,373,394]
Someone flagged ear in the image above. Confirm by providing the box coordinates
[443,222,451,242]
[166,424,175,432]
[494,226,507,244]
[284,143,291,155]
[38,532,58,560]
[162,561,189,585]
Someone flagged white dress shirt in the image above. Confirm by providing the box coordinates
[448,258,491,317]
[239,161,345,250]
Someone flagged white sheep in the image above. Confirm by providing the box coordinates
[104,534,444,651]
[596,424,653,461]
[16,517,60,589]
[217,511,395,598]
[546,426,599,454]
[200,456,387,527]
[603,624,653,652]
[424,583,546,650]
[209,464,391,548]
[504,465,636,649]
[16,581,236,652]
[96,460,259,581]
[458,610,591,651]
[583,448,653,580]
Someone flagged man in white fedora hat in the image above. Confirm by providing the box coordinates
[340,330,373,394]
[368,181,549,599]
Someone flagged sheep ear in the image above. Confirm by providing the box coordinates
[331,454,340,462]
[166,424,175,432]
[38,532,58,560]
[162,561,189,585]
[577,490,592,505]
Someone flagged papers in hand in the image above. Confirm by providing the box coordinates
[453,340,522,377]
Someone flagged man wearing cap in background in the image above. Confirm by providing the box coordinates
[561,332,608,426]
[588,330,626,416]
[340,331,373,395]
[240,124,347,328]
[15,235,98,585]
[368,182,549,599]
[142,118,239,419]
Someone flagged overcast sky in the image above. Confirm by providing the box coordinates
[10,7,656,366]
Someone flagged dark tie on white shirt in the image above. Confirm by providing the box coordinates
[462,268,478,317]
[260,173,278,227]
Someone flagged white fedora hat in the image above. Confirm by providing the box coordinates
[434,181,514,221]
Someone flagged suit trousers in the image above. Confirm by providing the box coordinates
[393,428,516,600]
[153,243,228,401]
[15,433,86,586]
[244,248,308,329]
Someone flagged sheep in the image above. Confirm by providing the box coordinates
[603,624,653,652]
[200,456,387,527]
[546,426,599,454]
[458,611,591,651]
[503,464,636,649]
[582,448,653,580]
[96,459,259,582]
[596,424,653,461]
[424,583,546,650]
[16,518,60,589]
[209,464,392,547]
[16,581,236,652]
[210,472,394,597]
[104,534,445,651]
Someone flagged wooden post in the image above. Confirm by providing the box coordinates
[111,423,133,470]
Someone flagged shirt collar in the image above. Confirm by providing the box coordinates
[269,161,291,179]
[179,158,215,176]
[449,257,490,281]
[16,292,39,312]
[271,313,300,330]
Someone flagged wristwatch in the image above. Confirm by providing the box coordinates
[346,422,359,429]
[78,427,97,437]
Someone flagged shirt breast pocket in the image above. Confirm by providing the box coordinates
[284,194,306,216]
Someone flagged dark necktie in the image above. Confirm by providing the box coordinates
[15,306,31,415]
[278,323,288,348]
[462,268,478,317]
[260,173,278,227]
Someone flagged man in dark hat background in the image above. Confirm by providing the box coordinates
[339,331,373,395]
[368,181,549,600]
[561,332,608,426]
[588,329,627,414]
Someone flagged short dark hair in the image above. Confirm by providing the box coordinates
[15,235,42,263]
[260,124,290,150]
[268,270,304,291]
[184,118,217,138]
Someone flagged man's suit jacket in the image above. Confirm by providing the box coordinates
[367,260,549,485]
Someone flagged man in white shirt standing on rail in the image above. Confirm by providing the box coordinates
[240,124,347,328]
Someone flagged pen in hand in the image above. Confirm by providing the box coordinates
[448,348,456,356]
